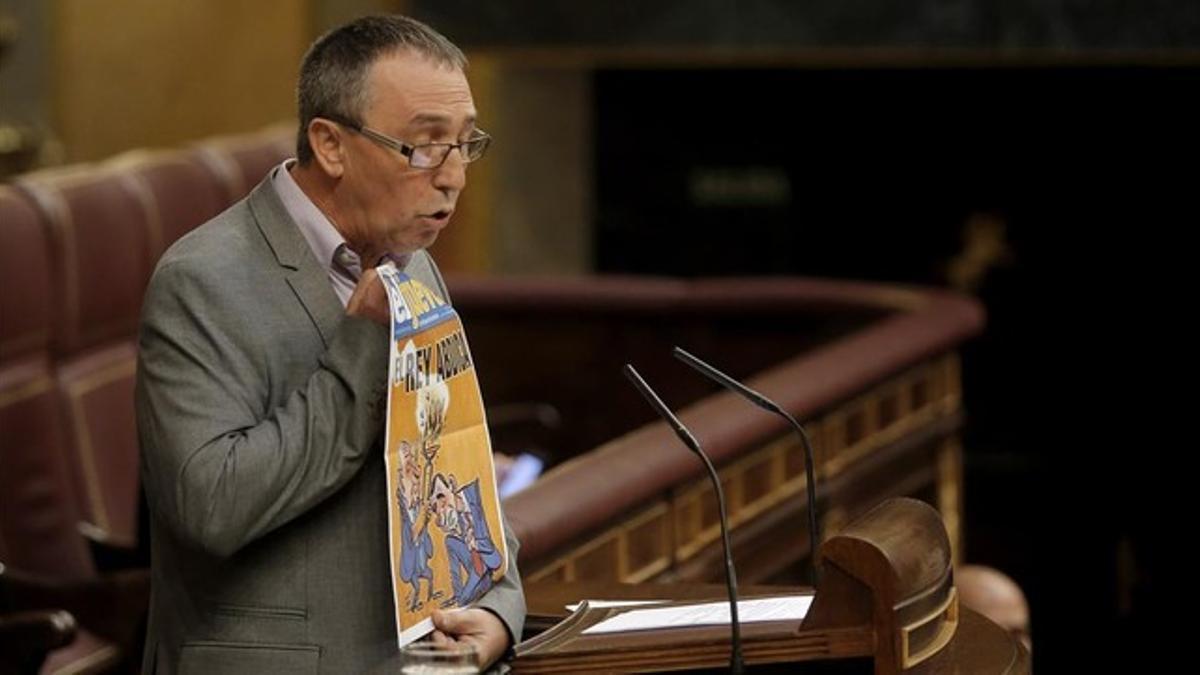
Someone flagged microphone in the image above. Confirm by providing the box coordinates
[623,364,745,675]
[673,346,822,585]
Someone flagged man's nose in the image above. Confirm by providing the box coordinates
[433,147,468,193]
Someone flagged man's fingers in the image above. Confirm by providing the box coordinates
[427,608,508,668]
[431,608,465,634]
[345,267,390,325]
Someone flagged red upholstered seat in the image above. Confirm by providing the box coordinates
[1,185,119,675]
[17,170,153,547]
[114,151,231,257]
[193,123,294,202]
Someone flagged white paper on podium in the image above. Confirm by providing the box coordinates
[581,595,814,635]
[565,599,667,612]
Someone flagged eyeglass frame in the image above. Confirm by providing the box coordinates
[318,113,492,169]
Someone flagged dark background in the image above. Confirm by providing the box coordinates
[592,64,1186,670]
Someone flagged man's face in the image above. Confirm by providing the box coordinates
[337,51,476,260]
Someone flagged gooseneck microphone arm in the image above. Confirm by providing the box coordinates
[623,364,744,675]
[673,346,821,585]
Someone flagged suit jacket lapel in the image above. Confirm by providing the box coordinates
[246,177,343,347]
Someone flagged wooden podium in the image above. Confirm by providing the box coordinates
[514,498,1028,673]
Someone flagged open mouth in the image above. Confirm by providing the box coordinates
[424,209,452,222]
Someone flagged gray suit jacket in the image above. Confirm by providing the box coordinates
[136,178,524,674]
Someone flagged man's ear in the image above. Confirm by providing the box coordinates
[308,118,347,178]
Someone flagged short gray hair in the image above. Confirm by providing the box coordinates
[295,15,467,164]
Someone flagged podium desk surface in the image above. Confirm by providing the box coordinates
[522,580,1029,674]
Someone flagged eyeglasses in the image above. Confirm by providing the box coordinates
[321,113,491,169]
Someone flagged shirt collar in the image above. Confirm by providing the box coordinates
[270,159,357,279]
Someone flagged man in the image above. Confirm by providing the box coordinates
[136,15,523,674]
[396,441,437,612]
[432,474,503,606]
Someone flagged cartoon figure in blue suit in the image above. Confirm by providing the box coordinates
[396,440,438,611]
[432,473,502,607]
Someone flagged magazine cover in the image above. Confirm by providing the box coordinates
[377,263,508,647]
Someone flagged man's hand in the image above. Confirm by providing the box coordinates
[345,267,390,325]
[430,608,511,670]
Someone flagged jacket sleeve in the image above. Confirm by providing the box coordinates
[473,511,526,649]
[136,257,390,558]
